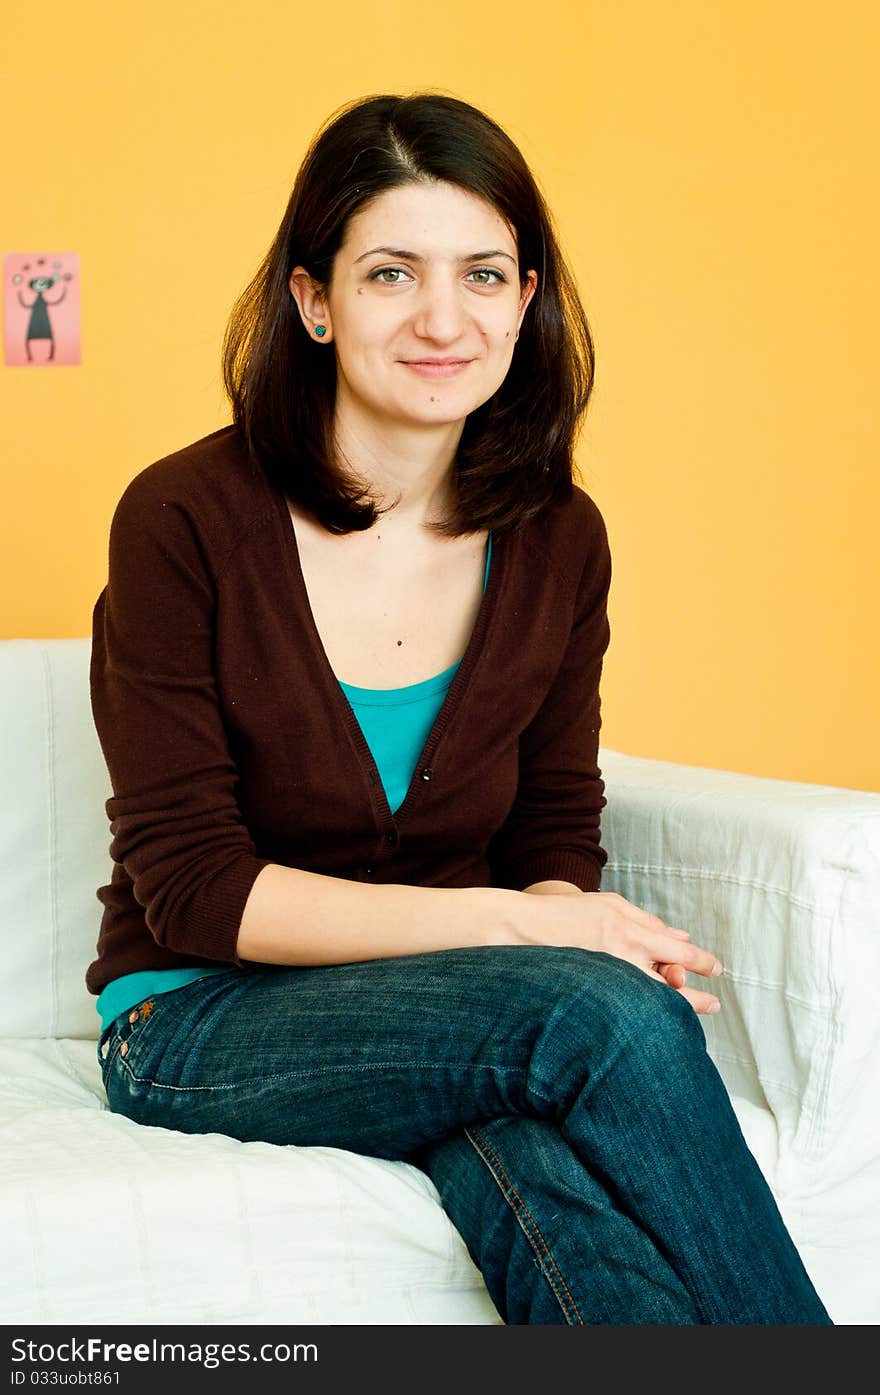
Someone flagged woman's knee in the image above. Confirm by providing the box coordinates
[470,942,702,1044]
[518,949,708,1102]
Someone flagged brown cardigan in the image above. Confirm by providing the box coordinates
[85,426,612,995]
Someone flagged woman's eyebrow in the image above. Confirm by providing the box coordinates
[353,246,517,265]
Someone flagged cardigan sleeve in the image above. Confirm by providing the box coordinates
[90,468,275,965]
[487,496,612,894]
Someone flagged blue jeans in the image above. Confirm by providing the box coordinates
[97,945,832,1325]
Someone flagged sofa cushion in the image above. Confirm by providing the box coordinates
[0,1038,501,1324]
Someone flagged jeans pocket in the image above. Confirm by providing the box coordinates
[99,995,164,1084]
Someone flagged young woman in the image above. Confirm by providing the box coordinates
[87,92,831,1325]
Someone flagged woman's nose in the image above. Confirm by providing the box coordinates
[412,273,468,342]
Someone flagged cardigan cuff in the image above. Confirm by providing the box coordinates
[508,850,603,895]
[159,853,277,968]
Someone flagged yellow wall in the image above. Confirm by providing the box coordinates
[2,1,877,791]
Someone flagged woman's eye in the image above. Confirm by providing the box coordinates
[367,266,506,286]
[369,268,412,284]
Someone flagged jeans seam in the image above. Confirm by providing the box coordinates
[464,1125,584,1325]
[113,1058,530,1092]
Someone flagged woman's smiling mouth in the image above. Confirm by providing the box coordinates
[401,358,473,378]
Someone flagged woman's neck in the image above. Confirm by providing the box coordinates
[332,399,465,530]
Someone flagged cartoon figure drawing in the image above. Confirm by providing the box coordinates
[12,258,74,361]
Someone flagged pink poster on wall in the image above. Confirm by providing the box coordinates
[3,252,81,366]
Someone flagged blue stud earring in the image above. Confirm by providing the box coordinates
[314,325,327,338]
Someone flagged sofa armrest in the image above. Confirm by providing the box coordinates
[598,747,880,1186]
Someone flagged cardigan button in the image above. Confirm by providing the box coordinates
[421,768,433,781]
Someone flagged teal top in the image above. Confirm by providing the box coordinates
[96,531,493,1034]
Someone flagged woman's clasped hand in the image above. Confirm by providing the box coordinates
[518,890,723,1015]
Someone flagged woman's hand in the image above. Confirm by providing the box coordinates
[654,955,721,1016]
[518,888,723,1016]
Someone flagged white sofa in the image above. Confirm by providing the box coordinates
[2,637,878,1325]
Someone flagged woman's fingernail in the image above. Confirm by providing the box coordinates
[712,960,724,976]
[706,1000,721,1013]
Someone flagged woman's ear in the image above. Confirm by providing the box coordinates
[516,270,539,338]
[289,267,333,342]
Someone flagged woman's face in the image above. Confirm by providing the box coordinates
[289,180,538,433]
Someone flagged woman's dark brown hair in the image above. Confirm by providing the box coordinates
[222,91,595,538]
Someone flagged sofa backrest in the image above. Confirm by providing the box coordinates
[0,638,111,1039]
